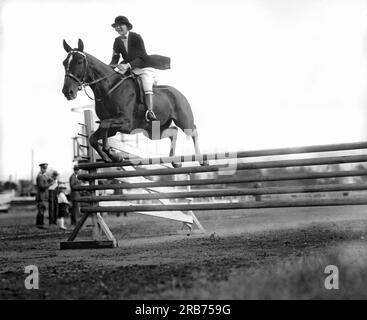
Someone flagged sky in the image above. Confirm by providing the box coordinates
[1,0,367,181]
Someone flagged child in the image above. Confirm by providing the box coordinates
[57,184,71,230]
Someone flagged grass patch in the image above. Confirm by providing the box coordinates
[155,240,367,299]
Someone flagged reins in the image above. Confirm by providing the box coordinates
[65,50,133,102]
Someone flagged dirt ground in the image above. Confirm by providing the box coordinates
[1,204,367,299]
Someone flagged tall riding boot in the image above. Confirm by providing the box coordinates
[144,93,158,122]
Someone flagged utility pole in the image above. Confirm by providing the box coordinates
[31,149,34,183]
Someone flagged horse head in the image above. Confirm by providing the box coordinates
[62,39,87,100]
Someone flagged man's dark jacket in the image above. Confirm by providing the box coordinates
[110,32,170,70]
[36,172,51,202]
[69,173,81,201]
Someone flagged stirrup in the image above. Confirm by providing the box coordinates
[145,110,158,122]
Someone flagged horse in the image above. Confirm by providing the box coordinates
[62,39,206,167]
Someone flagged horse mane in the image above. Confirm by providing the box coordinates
[84,52,112,75]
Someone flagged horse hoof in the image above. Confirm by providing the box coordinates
[172,162,182,168]
[109,150,123,162]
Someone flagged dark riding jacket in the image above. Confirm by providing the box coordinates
[36,172,52,202]
[109,32,170,70]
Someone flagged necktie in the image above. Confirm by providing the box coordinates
[121,36,128,53]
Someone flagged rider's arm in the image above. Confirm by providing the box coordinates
[110,52,120,66]
[109,39,121,66]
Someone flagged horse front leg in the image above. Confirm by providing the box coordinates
[89,127,112,163]
[101,126,124,162]
[100,118,131,162]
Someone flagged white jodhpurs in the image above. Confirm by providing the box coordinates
[132,67,157,94]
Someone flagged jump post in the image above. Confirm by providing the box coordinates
[61,130,367,249]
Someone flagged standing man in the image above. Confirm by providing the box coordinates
[109,15,170,122]
[69,165,81,225]
[35,163,54,227]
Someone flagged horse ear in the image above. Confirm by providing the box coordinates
[63,40,72,53]
[78,39,84,52]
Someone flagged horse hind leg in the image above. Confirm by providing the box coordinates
[172,122,208,167]
[190,125,209,166]
[162,126,182,168]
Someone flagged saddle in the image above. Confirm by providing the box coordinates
[109,71,158,106]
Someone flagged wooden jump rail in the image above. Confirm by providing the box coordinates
[76,141,367,169]
[60,140,367,250]
[76,155,367,180]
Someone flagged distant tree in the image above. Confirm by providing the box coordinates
[3,181,17,191]
[18,179,36,196]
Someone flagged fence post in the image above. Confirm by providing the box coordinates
[84,110,102,240]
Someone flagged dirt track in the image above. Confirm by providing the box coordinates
[1,205,367,299]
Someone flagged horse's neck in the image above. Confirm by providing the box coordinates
[85,54,138,107]
[85,54,118,94]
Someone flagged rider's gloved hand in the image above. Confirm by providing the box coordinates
[109,64,122,73]
[119,63,131,70]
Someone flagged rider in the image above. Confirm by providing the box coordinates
[109,16,170,122]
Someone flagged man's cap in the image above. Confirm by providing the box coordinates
[111,16,133,30]
[39,163,48,168]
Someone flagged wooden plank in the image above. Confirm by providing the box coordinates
[134,210,193,223]
[67,212,90,241]
[76,182,367,202]
[72,169,367,191]
[96,213,117,242]
[91,213,102,241]
[77,154,367,180]
[107,166,194,223]
[80,197,367,213]
[188,211,205,231]
[98,200,194,223]
[60,240,117,250]
[77,141,367,170]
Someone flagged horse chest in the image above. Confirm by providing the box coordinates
[95,102,117,120]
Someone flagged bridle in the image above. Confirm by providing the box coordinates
[64,50,90,88]
[64,50,133,101]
